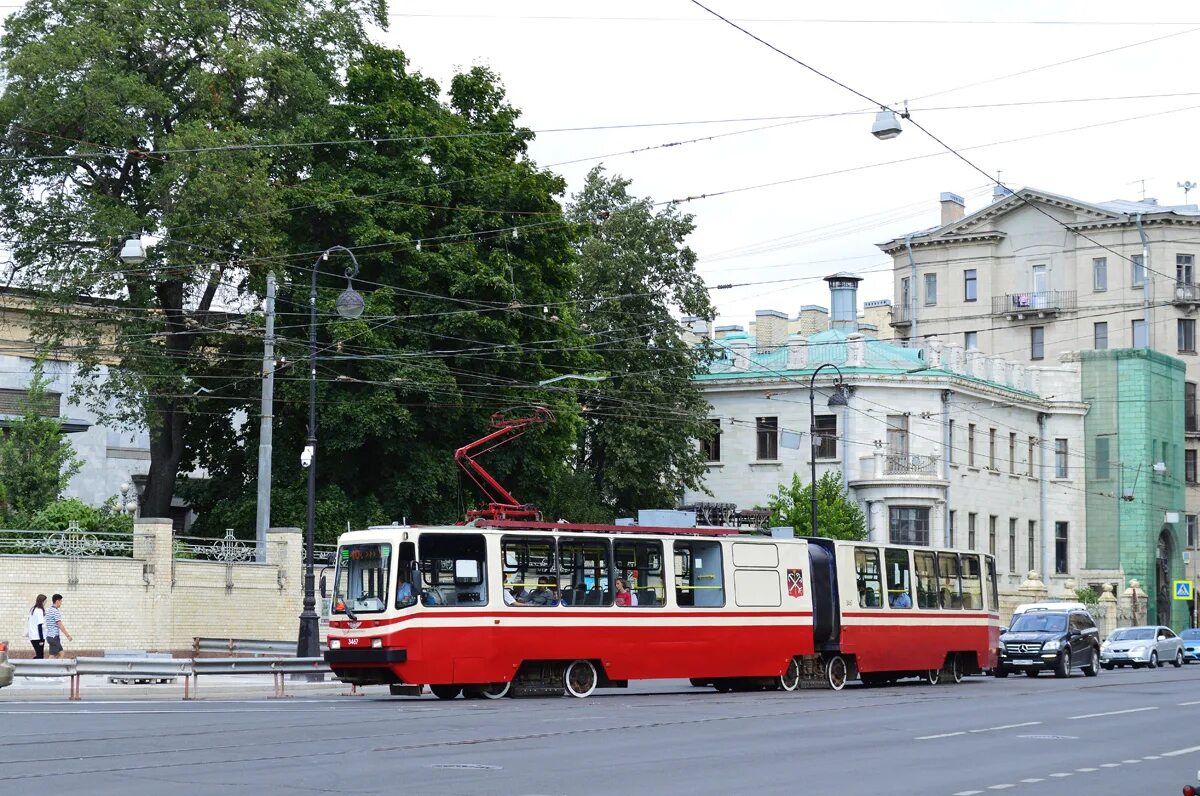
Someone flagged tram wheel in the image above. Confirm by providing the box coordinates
[949,654,964,684]
[777,657,800,692]
[480,681,511,699]
[825,655,848,691]
[925,667,941,686]
[429,684,462,700]
[713,680,734,693]
[564,660,598,698]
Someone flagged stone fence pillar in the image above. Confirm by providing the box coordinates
[267,526,304,614]
[1097,583,1118,639]
[132,518,174,651]
[1120,579,1147,627]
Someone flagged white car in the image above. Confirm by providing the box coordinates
[1100,626,1185,669]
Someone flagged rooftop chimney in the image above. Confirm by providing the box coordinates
[992,184,1013,203]
[940,192,965,225]
[755,309,788,353]
[824,272,862,332]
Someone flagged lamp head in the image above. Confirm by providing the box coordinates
[827,384,849,408]
[335,287,364,319]
[871,109,903,140]
[119,237,146,264]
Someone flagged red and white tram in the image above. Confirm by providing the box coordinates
[323,519,1000,698]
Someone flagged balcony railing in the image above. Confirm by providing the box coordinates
[1175,282,1200,305]
[992,290,1076,317]
[885,453,939,475]
[891,302,913,326]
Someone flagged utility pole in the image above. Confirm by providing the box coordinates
[255,271,276,562]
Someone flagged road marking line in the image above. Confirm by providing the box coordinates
[952,791,983,795]
[1144,755,1162,760]
[1020,778,1044,783]
[1069,706,1158,720]
[1162,745,1200,757]
[1179,700,1200,706]
[1048,772,1073,778]
[915,731,966,740]
[1122,760,1142,764]
[987,785,1015,791]
[969,721,1041,733]
[1099,763,1120,768]
[1075,767,1098,772]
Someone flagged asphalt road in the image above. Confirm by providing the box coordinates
[2,666,1199,795]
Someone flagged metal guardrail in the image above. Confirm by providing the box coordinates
[193,637,327,657]
[10,654,332,700]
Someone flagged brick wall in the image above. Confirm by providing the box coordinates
[0,520,303,656]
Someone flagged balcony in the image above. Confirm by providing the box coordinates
[853,452,946,481]
[891,303,913,328]
[992,290,1076,319]
[1175,281,1200,306]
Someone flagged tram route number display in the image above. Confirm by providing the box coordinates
[787,568,804,598]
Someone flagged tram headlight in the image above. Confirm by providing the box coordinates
[330,639,342,650]
[371,638,383,649]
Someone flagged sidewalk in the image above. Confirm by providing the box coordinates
[0,672,370,701]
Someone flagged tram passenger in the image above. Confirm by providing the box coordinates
[614,578,639,607]
[505,575,529,605]
[889,589,912,608]
[529,577,559,606]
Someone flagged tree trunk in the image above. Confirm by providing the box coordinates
[141,396,187,520]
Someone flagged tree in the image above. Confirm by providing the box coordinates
[766,472,867,540]
[0,372,83,520]
[182,47,588,536]
[0,0,385,517]
[563,167,715,515]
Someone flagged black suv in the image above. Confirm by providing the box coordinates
[995,608,1101,678]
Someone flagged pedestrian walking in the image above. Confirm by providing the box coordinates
[25,593,46,658]
[44,593,73,659]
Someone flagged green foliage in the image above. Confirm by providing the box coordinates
[0,372,83,519]
[27,498,133,533]
[1075,586,1100,605]
[766,472,867,540]
[563,167,715,515]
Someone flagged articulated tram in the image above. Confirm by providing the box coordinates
[323,518,1000,698]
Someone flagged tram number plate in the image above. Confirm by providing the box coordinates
[1012,659,1034,666]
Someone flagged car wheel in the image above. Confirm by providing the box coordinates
[993,667,1009,678]
[1101,663,1114,671]
[1083,647,1099,677]
[1150,651,1159,668]
[1024,669,1040,677]
[1054,649,1072,678]
[1174,650,1184,668]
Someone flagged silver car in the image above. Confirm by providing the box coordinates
[1100,626,1185,669]
[1183,628,1200,664]
[0,639,13,689]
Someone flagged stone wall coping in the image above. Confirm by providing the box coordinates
[266,526,302,535]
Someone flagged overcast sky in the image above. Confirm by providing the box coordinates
[375,0,1200,328]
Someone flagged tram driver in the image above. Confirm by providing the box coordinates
[396,570,416,607]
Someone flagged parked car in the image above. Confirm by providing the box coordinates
[1182,628,1200,664]
[0,640,12,689]
[995,608,1101,678]
[1100,626,1185,669]
[1001,601,1094,634]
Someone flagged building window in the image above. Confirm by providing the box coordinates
[968,423,976,466]
[1181,319,1197,353]
[702,418,721,462]
[1095,436,1110,480]
[900,277,911,312]
[1189,515,1198,549]
[988,515,997,556]
[1179,253,1195,286]
[924,273,937,306]
[1054,438,1068,478]
[1188,382,1198,433]
[948,419,955,464]
[886,414,909,457]
[756,416,778,461]
[988,428,997,469]
[889,506,930,546]
[813,414,837,459]
[1030,326,1045,360]
[1009,432,1017,474]
[1132,318,1148,348]
[1187,450,1198,485]
[964,269,977,302]
[968,513,977,549]
[1027,436,1036,477]
[1093,257,1107,291]
[1054,521,1068,574]
[964,331,978,351]
[1027,520,1036,572]
[948,510,956,548]
[1094,321,1108,350]
[1008,518,1017,573]
[1132,254,1145,288]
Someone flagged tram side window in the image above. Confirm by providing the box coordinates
[501,536,558,606]
[418,533,488,607]
[854,547,882,608]
[985,555,999,611]
[395,541,418,608]
[913,550,940,609]
[885,549,913,609]
[960,554,983,610]
[559,538,612,606]
[614,539,665,607]
[937,552,963,609]
[674,540,724,607]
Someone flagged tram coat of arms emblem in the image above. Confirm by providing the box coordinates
[786,568,804,598]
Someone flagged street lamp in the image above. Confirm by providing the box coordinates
[297,245,364,661]
[809,363,848,537]
[537,373,608,387]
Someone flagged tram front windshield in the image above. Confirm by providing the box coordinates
[333,543,391,614]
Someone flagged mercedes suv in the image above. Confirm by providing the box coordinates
[995,608,1100,678]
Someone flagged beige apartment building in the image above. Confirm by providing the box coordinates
[878,187,1200,569]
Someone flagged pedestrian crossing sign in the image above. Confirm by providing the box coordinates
[1174,580,1193,600]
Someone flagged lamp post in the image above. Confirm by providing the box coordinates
[297,246,364,660]
[809,363,848,537]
